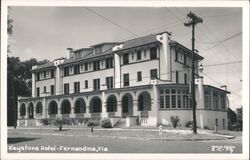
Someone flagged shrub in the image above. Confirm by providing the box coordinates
[41,118,49,125]
[170,116,180,128]
[83,117,91,125]
[204,126,209,129]
[100,118,112,128]
[185,121,193,128]
[78,118,84,125]
[87,119,99,127]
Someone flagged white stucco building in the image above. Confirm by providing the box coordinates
[17,31,229,129]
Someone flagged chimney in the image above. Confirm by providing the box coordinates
[67,48,73,59]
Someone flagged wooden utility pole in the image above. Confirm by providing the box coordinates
[184,12,203,134]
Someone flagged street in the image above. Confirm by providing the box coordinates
[7,129,242,153]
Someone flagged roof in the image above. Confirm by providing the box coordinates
[91,42,119,47]
[32,61,55,72]
[204,85,231,94]
[121,34,159,50]
[169,41,204,60]
[60,48,113,66]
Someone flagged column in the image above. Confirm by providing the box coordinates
[85,106,91,118]
[33,104,36,119]
[115,101,122,117]
[57,105,62,118]
[148,83,158,126]
[42,98,46,118]
[32,73,36,97]
[101,91,108,118]
[133,101,138,116]
[70,106,76,118]
[17,100,21,119]
[197,77,205,109]
[55,67,61,95]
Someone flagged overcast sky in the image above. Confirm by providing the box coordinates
[8,7,242,110]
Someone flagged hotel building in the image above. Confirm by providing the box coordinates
[17,31,229,129]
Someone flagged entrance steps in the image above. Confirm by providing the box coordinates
[113,118,126,128]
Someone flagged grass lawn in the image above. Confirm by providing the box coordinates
[9,127,230,141]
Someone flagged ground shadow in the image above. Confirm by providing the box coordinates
[53,129,70,132]
[8,137,40,144]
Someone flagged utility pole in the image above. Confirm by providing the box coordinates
[184,12,203,134]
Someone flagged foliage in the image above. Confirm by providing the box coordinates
[170,116,180,128]
[41,119,49,125]
[87,119,99,127]
[204,126,209,129]
[100,118,112,128]
[83,117,91,124]
[185,121,193,128]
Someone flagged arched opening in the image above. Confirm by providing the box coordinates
[89,97,102,113]
[107,95,117,112]
[122,93,133,118]
[36,101,43,114]
[61,99,71,114]
[20,103,26,117]
[48,100,58,115]
[28,103,34,119]
[138,92,151,111]
[74,98,86,113]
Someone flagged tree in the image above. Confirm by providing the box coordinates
[236,106,242,131]
[7,57,49,126]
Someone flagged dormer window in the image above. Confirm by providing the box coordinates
[94,45,103,54]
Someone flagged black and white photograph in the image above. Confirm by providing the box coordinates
[1,0,249,160]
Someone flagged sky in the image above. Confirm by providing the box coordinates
[8,6,242,110]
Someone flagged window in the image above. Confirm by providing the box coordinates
[50,85,54,95]
[74,64,80,75]
[221,95,226,110]
[36,72,40,81]
[137,71,142,81]
[44,86,46,93]
[84,63,88,71]
[215,118,218,126]
[123,53,129,65]
[177,90,182,108]
[150,69,158,80]
[85,80,88,89]
[93,60,100,71]
[176,71,179,84]
[64,83,69,95]
[137,51,141,60]
[74,82,80,93]
[204,90,211,109]
[51,70,54,78]
[213,92,218,109]
[64,67,69,77]
[222,118,225,129]
[105,57,113,69]
[123,73,129,87]
[106,77,113,89]
[95,46,103,54]
[43,71,46,78]
[93,79,100,91]
[36,87,40,97]
[150,47,157,60]
[184,54,187,65]
[175,51,178,61]
[184,73,187,84]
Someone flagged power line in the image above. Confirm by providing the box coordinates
[84,7,138,37]
[203,60,242,67]
[202,32,242,51]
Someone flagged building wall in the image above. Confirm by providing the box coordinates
[35,78,55,96]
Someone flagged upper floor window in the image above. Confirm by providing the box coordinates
[64,83,69,95]
[204,90,211,109]
[74,64,80,75]
[150,47,157,60]
[123,73,129,87]
[123,53,129,65]
[43,71,46,78]
[106,77,114,89]
[176,71,179,84]
[95,46,103,54]
[43,86,46,93]
[51,70,54,78]
[36,72,40,81]
[93,79,100,91]
[93,60,100,71]
[50,85,54,95]
[85,80,88,89]
[184,73,187,84]
[74,82,80,93]
[64,67,69,77]
[137,51,141,60]
[213,92,218,109]
[137,71,142,82]
[106,57,113,69]
[36,87,40,97]
[150,69,158,80]
[85,63,88,71]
